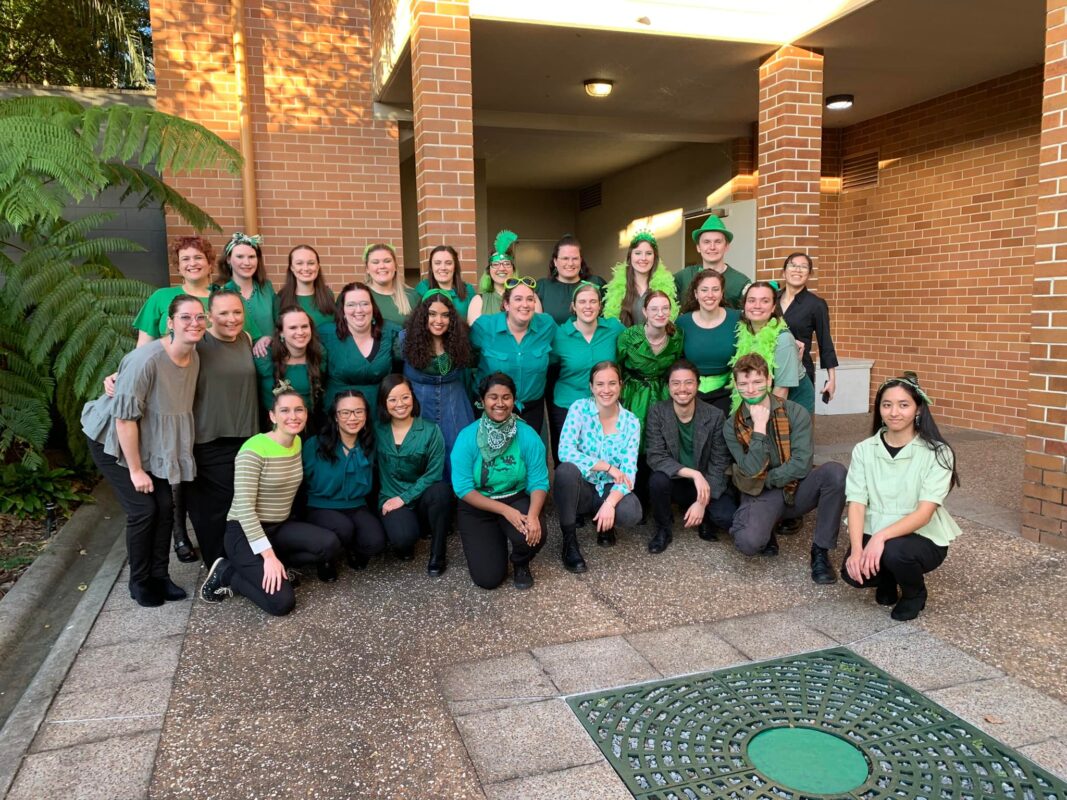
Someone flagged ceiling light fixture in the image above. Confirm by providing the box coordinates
[584,79,614,98]
[825,94,854,111]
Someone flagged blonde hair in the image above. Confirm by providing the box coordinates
[364,243,411,316]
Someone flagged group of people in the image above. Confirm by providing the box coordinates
[82,221,961,624]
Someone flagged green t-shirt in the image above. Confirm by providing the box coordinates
[674,264,749,309]
[370,286,421,326]
[223,279,277,341]
[132,286,211,338]
[678,417,696,469]
[676,309,740,377]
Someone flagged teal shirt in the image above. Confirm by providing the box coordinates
[470,312,558,405]
[133,286,211,338]
[536,276,604,325]
[550,318,624,408]
[319,321,400,408]
[223,279,277,341]
[254,348,327,415]
[374,417,446,509]
[273,292,335,331]
[450,419,549,499]
[301,435,374,510]
[370,286,421,325]
[677,309,740,377]
[414,279,476,320]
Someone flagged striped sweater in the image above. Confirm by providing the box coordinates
[227,433,303,554]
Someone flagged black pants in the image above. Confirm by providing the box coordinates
[380,480,454,549]
[518,396,545,438]
[304,506,387,558]
[648,470,737,533]
[698,386,732,417]
[223,518,341,616]
[547,401,570,468]
[87,438,173,585]
[553,462,642,530]
[183,436,243,567]
[841,533,948,600]
[458,494,544,590]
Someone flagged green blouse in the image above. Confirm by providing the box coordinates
[374,417,446,510]
[370,286,421,326]
[133,286,211,338]
[223,279,277,341]
[320,321,401,408]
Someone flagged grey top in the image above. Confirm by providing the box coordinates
[645,398,731,500]
[81,340,199,484]
[194,332,259,444]
[631,292,647,326]
[773,326,804,389]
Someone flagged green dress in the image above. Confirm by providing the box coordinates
[616,324,684,450]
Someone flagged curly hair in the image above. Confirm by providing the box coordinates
[272,306,324,407]
[403,293,473,371]
[169,236,216,279]
[680,269,726,314]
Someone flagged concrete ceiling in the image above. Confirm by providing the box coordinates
[378,0,1046,190]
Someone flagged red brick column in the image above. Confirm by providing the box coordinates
[1024,0,1067,550]
[756,45,823,280]
[410,0,478,283]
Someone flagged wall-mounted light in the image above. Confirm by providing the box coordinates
[825,94,854,111]
[584,79,614,98]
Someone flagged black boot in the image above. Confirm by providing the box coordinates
[154,576,188,601]
[129,579,164,608]
[810,546,836,584]
[596,528,617,547]
[761,533,779,556]
[427,527,448,577]
[647,527,672,554]
[875,573,899,606]
[346,551,369,571]
[171,485,198,563]
[698,521,719,541]
[317,560,338,582]
[891,589,927,621]
[560,526,587,573]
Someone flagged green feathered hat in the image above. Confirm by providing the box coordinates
[489,230,518,265]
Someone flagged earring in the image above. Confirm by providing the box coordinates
[168,330,175,343]
[914,414,921,426]
[279,334,286,342]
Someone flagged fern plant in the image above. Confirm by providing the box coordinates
[0,96,242,468]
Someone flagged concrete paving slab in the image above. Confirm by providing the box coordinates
[6,729,160,800]
[83,601,192,649]
[454,699,602,785]
[848,627,1003,690]
[928,676,1067,747]
[532,636,660,695]
[624,624,746,676]
[442,652,557,717]
[709,610,837,661]
[791,598,901,644]
[1019,738,1067,781]
[60,635,183,693]
[484,762,633,800]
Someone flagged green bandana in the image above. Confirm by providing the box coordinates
[475,412,518,464]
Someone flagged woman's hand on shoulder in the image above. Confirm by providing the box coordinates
[252,336,272,358]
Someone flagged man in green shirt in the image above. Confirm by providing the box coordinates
[674,216,749,309]
[724,353,845,584]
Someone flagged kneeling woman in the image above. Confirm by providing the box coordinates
[199,390,340,616]
[451,373,549,590]
[842,373,961,621]
[554,361,642,573]
[376,375,456,575]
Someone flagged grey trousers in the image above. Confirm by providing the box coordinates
[553,462,643,530]
[730,461,847,556]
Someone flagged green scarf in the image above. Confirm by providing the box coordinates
[728,318,783,412]
[476,412,518,464]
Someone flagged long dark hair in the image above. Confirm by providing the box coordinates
[681,269,726,314]
[426,245,468,300]
[377,374,421,425]
[272,306,324,406]
[403,293,473,371]
[872,373,960,490]
[621,237,661,327]
[335,282,384,341]
[317,390,374,463]
[739,281,784,334]
[548,234,592,281]
[278,244,335,319]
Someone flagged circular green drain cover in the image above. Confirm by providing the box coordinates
[747,727,869,794]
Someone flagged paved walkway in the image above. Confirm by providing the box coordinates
[2,415,1065,799]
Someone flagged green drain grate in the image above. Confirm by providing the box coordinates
[566,647,1067,800]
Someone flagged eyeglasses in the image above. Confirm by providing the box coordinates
[785,263,811,272]
[503,276,537,290]
[336,408,367,419]
[175,313,208,324]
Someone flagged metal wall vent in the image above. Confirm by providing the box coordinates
[578,183,602,210]
[842,150,878,191]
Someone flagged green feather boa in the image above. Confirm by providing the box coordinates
[602,263,679,323]
[728,318,783,412]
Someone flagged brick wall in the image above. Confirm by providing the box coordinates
[824,67,1042,436]
[1023,0,1067,551]
[150,0,405,287]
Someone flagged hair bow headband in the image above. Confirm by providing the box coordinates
[225,232,262,256]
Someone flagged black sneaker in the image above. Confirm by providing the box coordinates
[776,517,802,535]
[287,568,302,588]
[200,558,232,604]
[316,561,338,582]
[513,562,534,590]
[760,534,779,557]
[596,529,617,547]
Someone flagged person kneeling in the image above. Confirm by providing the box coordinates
[451,373,548,590]
[200,390,340,615]
[841,373,961,621]
[724,354,845,583]
[554,361,642,573]
[645,359,737,554]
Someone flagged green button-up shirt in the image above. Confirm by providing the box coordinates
[550,317,624,409]
[470,312,558,405]
[374,416,446,509]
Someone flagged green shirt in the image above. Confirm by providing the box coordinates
[470,312,559,405]
[536,276,605,325]
[254,355,324,415]
[674,264,749,309]
[319,321,401,408]
[450,420,550,500]
[133,286,211,338]
[223,279,277,341]
[846,431,962,548]
[370,286,421,325]
[550,317,624,408]
[678,418,695,469]
[414,279,476,320]
[227,433,303,554]
[273,292,335,330]
[301,435,374,510]
[374,417,446,509]
[676,309,740,378]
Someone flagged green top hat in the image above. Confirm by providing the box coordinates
[691,215,733,244]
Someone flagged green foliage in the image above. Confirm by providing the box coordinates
[0,464,94,520]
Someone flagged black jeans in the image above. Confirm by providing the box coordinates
[553,462,642,530]
[223,518,341,616]
[380,480,455,550]
[183,436,243,566]
[648,470,737,533]
[457,493,544,590]
[518,396,545,438]
[304,506,387,558]
[841,533,948,600]
[547,401,570,468]
[87,437,173,585]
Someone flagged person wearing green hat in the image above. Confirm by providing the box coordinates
[674,216,749,309]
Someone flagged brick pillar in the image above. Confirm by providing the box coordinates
[756,45,823,281]
[730,135,756,202]
[410,0,478,284]
[1023,0,1067,551]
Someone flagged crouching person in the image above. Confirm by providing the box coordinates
[645,359,737,554]
[724,354,845,583]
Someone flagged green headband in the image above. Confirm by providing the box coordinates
[630,228,657,248]
[880,374,934,406]
[421,288,453,302]
[490,229,518,263]
[225,232,262,256]
[571,280,601,300]
[363,243,396,262]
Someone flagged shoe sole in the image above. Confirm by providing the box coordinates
[199,557,228,604]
